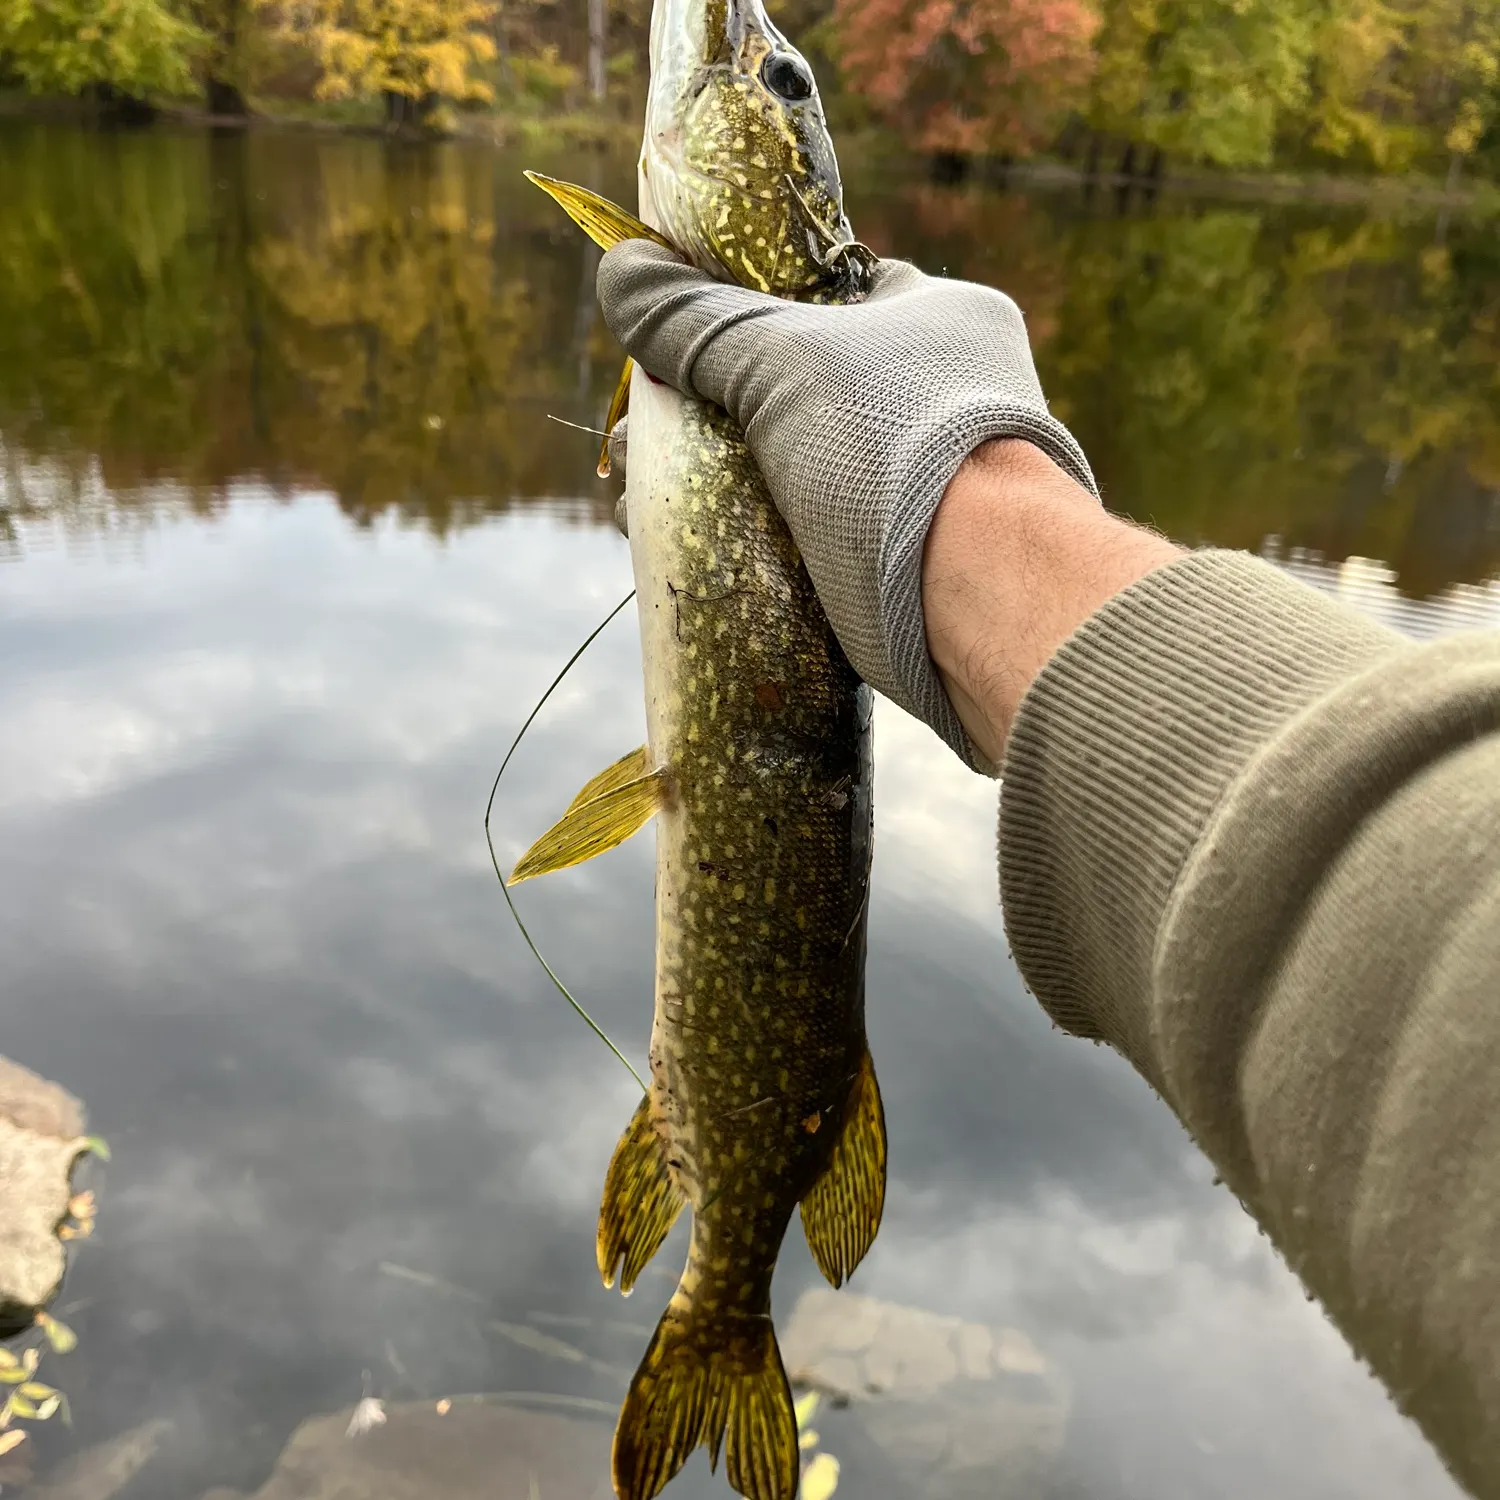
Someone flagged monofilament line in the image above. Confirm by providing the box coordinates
[484,590,647,1092]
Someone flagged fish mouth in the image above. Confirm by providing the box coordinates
[638,0,856,284]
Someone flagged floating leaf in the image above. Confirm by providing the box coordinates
[345,1397,386,1438]
[802,1451,840,1500]
[82,1136,111,1162]
[36,1314,76,1353]
[0,1429,25,1456]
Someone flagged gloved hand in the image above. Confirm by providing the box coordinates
[597,239,1099,768]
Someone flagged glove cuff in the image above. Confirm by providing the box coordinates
[877,406,1100,773]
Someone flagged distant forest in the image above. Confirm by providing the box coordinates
[2,0,1498,180]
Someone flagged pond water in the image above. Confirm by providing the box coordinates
[1,118,1497,1500]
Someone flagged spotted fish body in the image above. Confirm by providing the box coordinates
[512,2,884,1496]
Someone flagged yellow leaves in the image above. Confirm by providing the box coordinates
[36,1313,77,1354]
[272,0,500,107]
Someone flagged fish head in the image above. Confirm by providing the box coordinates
[641,0,870,299]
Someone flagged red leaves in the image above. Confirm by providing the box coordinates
[833,0,1100,155]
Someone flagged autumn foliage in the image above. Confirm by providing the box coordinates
[834,0,1098,154]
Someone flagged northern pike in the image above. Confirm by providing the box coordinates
[510,3,884,1496]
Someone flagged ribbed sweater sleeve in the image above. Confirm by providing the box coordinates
[999,549,1500,1499]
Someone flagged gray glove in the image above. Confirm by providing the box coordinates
[597,240,1099,766]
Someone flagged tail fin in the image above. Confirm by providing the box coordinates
[612,1300,798,1500]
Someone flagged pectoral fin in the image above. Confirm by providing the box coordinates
[799,1049,886,1288]
[508,759,666,884]
[598,358,634,478]
[597,1094,687,1294]
[523,172,676,254]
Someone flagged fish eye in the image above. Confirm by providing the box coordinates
[761,51,814,103]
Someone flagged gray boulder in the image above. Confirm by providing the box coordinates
[0,1055,87,1330]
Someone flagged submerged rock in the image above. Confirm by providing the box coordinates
[202,1398,615,1500]
[0,1055,87,1331]
[22,1417,173,1500]
[782,1288,1071,1500]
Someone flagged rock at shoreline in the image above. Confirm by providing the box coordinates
[0,1055,87,1330]
[202,1398,615,1500]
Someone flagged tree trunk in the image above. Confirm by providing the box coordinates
[588,0,607,102]
[206,77,248,117]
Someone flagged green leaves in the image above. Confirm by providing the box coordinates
[0,0,206,99]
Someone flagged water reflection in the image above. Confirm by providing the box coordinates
[2,120,1498,602]
[0,118,1492,1500]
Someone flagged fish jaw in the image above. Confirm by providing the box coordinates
[638,0,857,294]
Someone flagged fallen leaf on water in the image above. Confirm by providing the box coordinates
[802,1451,840,1500]
[346,1398,386,1438]
[36,1314,77,1353]
[0,1429,25,1456]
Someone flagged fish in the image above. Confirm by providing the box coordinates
[510,0,886,1495]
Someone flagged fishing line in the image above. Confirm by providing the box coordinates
[485,590,646,1093]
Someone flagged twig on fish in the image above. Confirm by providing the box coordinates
[484,591,647,1092]
[546,414,613,439]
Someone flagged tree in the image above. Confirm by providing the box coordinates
[261,0,498,124]
[832,0,1099,157]
[1299,0,1414,170]
[0,0,205,102]
[1088,0,1316,169]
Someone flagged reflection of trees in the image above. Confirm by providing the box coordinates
[852,179,1500,595]
[2,122,1497,596]
[0,121,628,541]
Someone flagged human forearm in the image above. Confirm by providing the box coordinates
[921,439,1180,766]
[998,550,1500,1498]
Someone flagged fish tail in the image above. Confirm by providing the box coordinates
[612,1290,797,1500]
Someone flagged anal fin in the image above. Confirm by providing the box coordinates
[799,1048,886,1288]
[508,753,665,885]
[597,1094,686,1294]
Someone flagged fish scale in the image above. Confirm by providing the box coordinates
[511,0,885,1492]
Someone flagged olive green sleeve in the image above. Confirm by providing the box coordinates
[998,549,1500,1500]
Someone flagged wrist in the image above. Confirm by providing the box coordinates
[921,440,1181,764]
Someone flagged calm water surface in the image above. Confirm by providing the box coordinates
[1,120,1498,1500]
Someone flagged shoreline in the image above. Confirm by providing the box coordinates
[1,91,1493,216]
